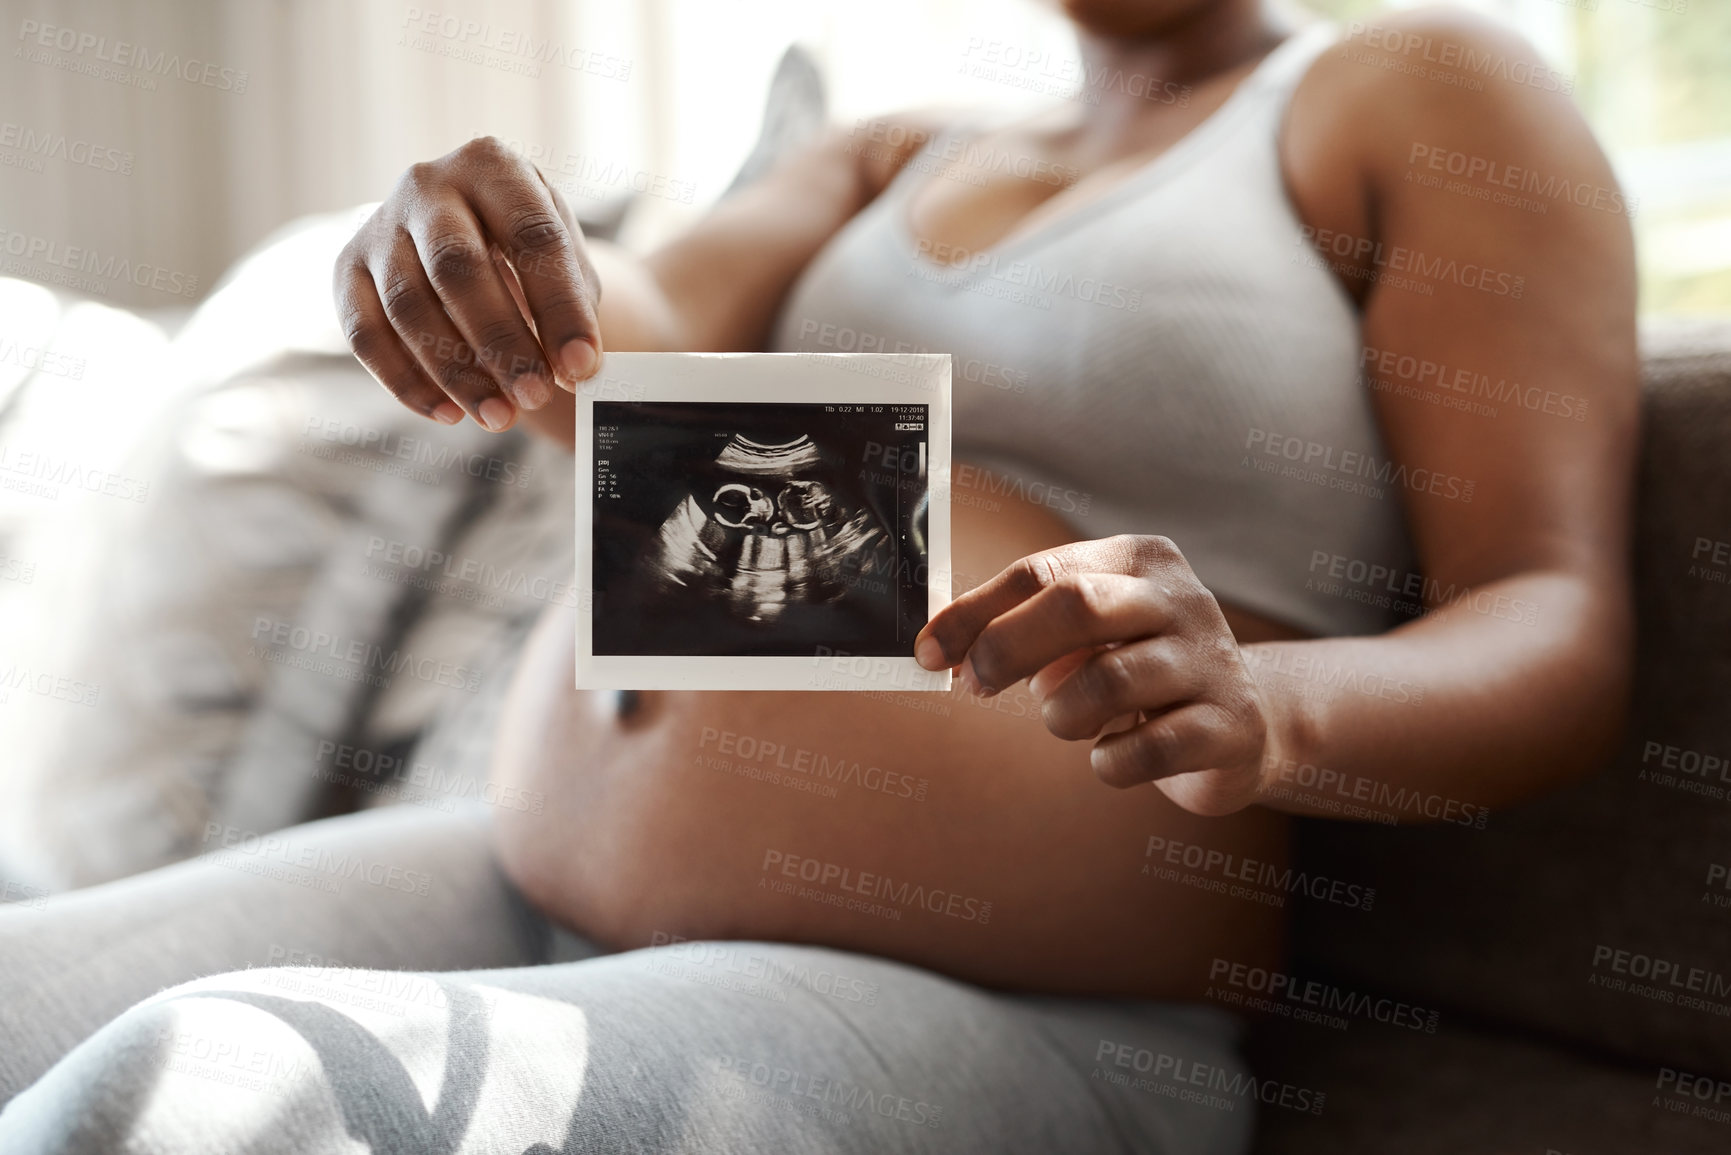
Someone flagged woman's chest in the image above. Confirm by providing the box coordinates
[901,49,1372,307]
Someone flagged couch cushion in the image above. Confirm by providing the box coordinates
[1287,316,1731,1077]
[1247,1014,1731,1154]
[0,210,537,886]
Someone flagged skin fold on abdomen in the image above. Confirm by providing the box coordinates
[488,467,1290,998]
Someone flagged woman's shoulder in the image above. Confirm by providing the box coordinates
[1296,7,1584,150]
[1285,7,1612,239]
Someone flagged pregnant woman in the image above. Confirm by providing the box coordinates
[0,1,1636,1151]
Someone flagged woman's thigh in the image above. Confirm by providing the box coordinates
[0,943,1253,1155]
[0,803,561,1106]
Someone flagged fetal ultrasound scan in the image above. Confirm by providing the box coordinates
[575,353,952,690]
[593,401,930,656]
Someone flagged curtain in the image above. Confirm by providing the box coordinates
[1,0,1089,311]
[1,0,656,310]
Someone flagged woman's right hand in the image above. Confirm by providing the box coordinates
[333,135,605,432]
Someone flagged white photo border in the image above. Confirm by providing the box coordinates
[575,352,952,692]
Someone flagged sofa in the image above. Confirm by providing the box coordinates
[1248,316,1731,1152]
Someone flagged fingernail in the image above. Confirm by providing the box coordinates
[511,373,551,410]
[914,636,945,669]
[960,655,995,698]
[559,339,598,384]
[478,397,514,432]
[431,402,464,426]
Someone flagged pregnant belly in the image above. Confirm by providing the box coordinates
[488,470,1290,998]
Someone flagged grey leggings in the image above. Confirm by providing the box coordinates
[0,804,1253,1154]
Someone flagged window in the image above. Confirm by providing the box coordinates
[1305,0,1731,313]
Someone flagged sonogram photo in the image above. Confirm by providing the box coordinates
[591,400,931,656]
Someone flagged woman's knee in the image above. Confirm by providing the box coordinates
[0,971,348,1155]
[10,964,615,1154]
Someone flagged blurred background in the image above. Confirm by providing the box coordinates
[2,0,1728,316]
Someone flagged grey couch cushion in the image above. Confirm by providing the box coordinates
[1248,1015,1731,1153]
[0,205,582,887]
[1281,317,1731,1078]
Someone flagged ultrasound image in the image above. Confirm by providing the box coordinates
[593,401,931,656]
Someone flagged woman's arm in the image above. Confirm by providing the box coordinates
[916,12,1639,820]
[335,117,943,447]
[1260,10,1639,815]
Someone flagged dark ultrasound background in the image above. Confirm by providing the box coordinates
[593,401,930,656]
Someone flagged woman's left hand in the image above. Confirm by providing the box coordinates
[914,534,1273,816]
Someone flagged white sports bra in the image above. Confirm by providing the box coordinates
[770,24,1416,637]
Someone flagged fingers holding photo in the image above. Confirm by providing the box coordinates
[915,534,1271,810]
[333,135,605,433]
[914,535,1214,688]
